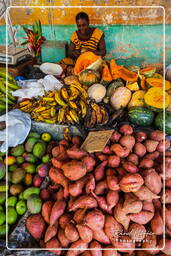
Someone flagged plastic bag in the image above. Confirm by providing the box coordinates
[0,109,31,152]
[40,75,63,91]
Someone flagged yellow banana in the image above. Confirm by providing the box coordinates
[71,83,88,99]
[42,97,55,102]
[69,109,79,123]
[101,107,109,125]
[65,112,74,124]
[79,99,87,118]
[34,106,47,113]
[54,90,67,107]
[63,127,72,141]
[19,102,33,112]
[68,100,78,109]
[48,102,57,106]
[19,100,31,107]
[69,86,80,101]
[44,119,56,124]
[57,108,66,123]
[91,103,103,124]
[61,87,69,101]
[50,106,56,117]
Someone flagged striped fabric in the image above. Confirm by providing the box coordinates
[70,28,103,51]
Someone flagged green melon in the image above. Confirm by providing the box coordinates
[128,106,154,126]
[155,111,171,135]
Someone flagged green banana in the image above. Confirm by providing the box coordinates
[0,68,15,83]
[0,104,6,112]
[0,96,14,105]
[6,81,20,91]
[0,80,16,101]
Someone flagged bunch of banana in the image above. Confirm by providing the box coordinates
[0,69,20,111]
[84,101,109,128]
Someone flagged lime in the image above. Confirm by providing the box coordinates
[0,211,5,225]
[0,205,3,211]
[8,207,18,225]
[9,164,18,172]
[16,156,24,164]
[0,192,5,205]
[42,154,51,163]
[8,196,18,207]
[16,200,27,215]
[41,132,52,142]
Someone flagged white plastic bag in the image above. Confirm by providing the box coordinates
[40,75,63,91]
[0,109,31,152]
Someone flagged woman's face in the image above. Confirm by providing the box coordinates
[76,18,89,35]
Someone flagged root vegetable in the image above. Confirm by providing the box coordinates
[127,153,139,165]
[114,201,130,230]
[123,193,142,214]
[157,138,170,152]
[103,246,118,256]
[58,228,70,248]
[145,151,160,160]
[110,144,127,158]
[166,207,171,230]
[122,160,139,173]
[103,145,112,154]
[96,153,108,161]
[149,130,164,141]
[69,195,97,211]
[116,167,127,176]
[119,124,133,135]
[119,135,135,149]
[139,158,154,168]
[142,233,158,254]
[128,223,146,240]
[159,238,171,255]
[110,131,121,143]
[59,139,69,147]
[45,238,61,255]
[91,191,112,214]
[107,175,120,191]
[50,200,66,226]
[51,153,69,168]
[133,185,160,201]
[76,224,93,243]
[104,215,123,240]
[85,174,95,194]
[69,179,85,197]
[94,160,108,181]
[59,213,72,229]
[142,168,162,194]
[49,167,69,197]
[42,201,53,224]
[62,160,87,181]
[85,209,105,231]
[108,155,120,168]
[44,224,58,243]
[66,145,87,159]
[40,188,50,201]
[82,156,96,172]
[135,131,147,142]
[111,235,135,253]
[26,214,46,240]
[73,208,87,224]
[151,211,163,235]
[93,229,110,245]
[129,210,154,225]
[54,187,64,201]
[106,191,119,209]
[134,142,146,157]
[95,180,108,195]
[64,223,79,242]
[52,145,65,157]
[66,239,88,256]
[106,168,116,176]
[72,136,82,146]
[119,173,144,193]
[161,188,171,203]
[144,140,159,153]
[90,241,102,256]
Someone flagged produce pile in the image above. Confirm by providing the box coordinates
[14,52,171,133]
[0,131,54,239]
[19,125,170,255]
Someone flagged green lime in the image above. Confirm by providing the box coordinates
[0,205,3,211]
[0,211,5,225]
[9,164,18,172]
[42,154,51,163]
[16,156,24,164]
[8,196,18,207]
[18,192,24,200]
[8,207,18,225]
[16,200,27,215]
[41,132,52,142]
[0,192,5,205]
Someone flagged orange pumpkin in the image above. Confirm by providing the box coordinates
[101,63,113,85]
[109,59,120,80]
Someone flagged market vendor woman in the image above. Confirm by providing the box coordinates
[68,12,106,59]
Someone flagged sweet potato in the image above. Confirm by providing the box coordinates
[85,174,95,194]
[114,201,130,230]
[106,175,120,191]
[166,179,171,188]
[94,160,108,181]
[49,167,69,198]
[58,228,70,248]
[72,136,82,146]
[159,238,171,255]
[127,153,139,165]
[139,158,154,168]
[129,204,154,225]
[142,168,162,194]
[133,185,160,201]
[64,223,79,242]
[103,145,112,154]
[119,124,133,135]
[115,167,127,177]
[104,215,123,240]
[90,241,102,256]
[54,187,64,201]
[119,135,135,149]
[122,193,142,214]
[93,229,110,245]
[122,160,139,173]
[62,160,87,181]
[128,223,146,240]
[162,188,171,203]
[69,179,85,197]
[66,145,87,159]
[59,213,72,229]
[106,168,116,176]
[110,131,121,143]
[157,138,170,152]
[44,224,58,243]
[50,200,66,226]
[149,130,164,141]
[95,180,108,195]
[135,131,147,142]
[45,238,61,255]
[166,207,171,230]
[106,190,119,209]
[69,195,97,211]
[153,199,162,210]
[91,191,112,214]
[111,235,135,253]
[73,208,87,224]
[144,140,159,153]
[165,162,171,179]
[110,144,126,158]
[103,246,118,256]
[66,239,88,256]
[52,145,65,157]
[95,153,108,161]
[119,173,144,193]
[42,201,53,224]
[145,151,160,160]
[59,139,69,147]
[26,214,46,240]
[82,156,96,172]
[151,210,163,235]
[108,155,120,168]
[76,224,93,243]
[142,234,158,253]
[85,209,105,231]
[133,142,146,157]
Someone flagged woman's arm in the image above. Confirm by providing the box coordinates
[92,35,106,57]
[68,41,81,59]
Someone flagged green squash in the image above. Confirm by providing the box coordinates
[106,79,124,98]
[140,67,156,78]
[128,106,154,126]
[155,111,171,134]
[78,69,100,87]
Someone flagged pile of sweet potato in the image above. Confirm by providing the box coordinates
[26,124,171,256]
